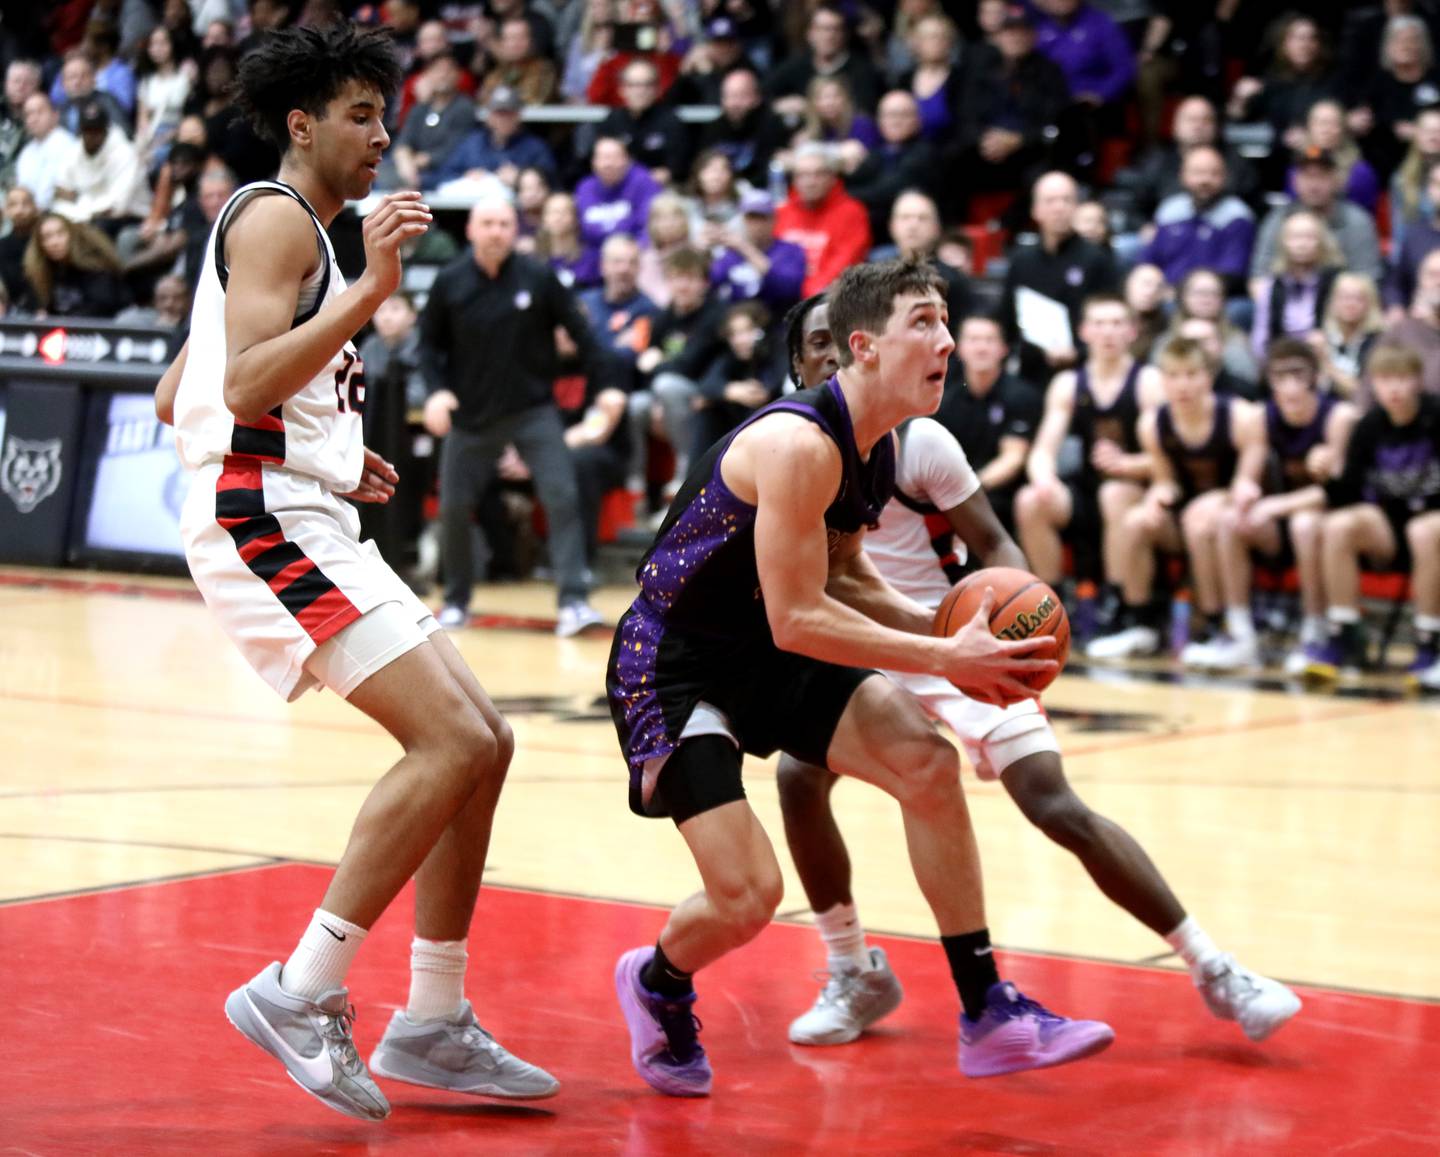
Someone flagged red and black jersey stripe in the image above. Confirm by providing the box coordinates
[231,406,286,464]
[215,456,360,644]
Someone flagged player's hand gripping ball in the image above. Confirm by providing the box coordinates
[933,567,1070,693]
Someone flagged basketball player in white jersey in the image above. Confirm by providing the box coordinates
[774,296,1301,1050]
[153,24,556,1120]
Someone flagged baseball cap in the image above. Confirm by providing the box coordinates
[488,85,523,113]
[739,188,774,215]
[1294,145,1336,170]
[705,16,739,40]
[78,98,109,131]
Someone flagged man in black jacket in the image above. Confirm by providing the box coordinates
[949,7,1071,223]
[596,58,691,187]
[845,92,938,238]
[420,193,616,636]
[764,5,881,117]
[1000,171,1119,381]
[693,68,790,188]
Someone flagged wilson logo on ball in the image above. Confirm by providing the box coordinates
[996,594,1057,641]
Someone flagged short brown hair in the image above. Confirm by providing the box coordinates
[1157,334,1215,373]
[826,259,947,368]
[1366,342,1424,381]
[661,246,710,280]
[725,301,769,333]
[1081,292,1132,319]
[1265,337,1319,376]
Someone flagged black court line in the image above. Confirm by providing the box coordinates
[0,857,290,909]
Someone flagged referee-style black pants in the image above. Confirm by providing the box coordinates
[439,405,590,609]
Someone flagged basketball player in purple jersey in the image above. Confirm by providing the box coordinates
[776,294,1301,1052]
[155,23,555,1120]
[606,260,1115,1097]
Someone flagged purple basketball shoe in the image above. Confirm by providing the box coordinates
[615,947,712,1096]
[959,981,1115,1078]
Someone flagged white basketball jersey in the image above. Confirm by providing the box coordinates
[865,418,981,610]
[173,180,365,492]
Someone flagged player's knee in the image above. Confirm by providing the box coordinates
[1323,508,1356,542]
[1405,516,1439,552]
[711,868,783,942]
[491,715,516,775]
[1015,485,1047,526]
[1097,480,1136,518]
[428,707,501,792]
[1181,503,1215,540]
[893,733,961,807]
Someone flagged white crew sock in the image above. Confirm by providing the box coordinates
[407,936,468,1022]
[1300,614,1328,645]
[1224,606,1256,642]
[280,908,368,1000]
[1164,915,1223,975]
[815,901,872,971]
[1415,614,1440,635]
[1327,605,1361,626]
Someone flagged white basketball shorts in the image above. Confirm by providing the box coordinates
[881,668,1059,779]
[182,458,436,701]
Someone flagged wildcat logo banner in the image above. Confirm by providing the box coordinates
[1,436,63,514]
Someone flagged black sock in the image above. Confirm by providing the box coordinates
[640,941,694,998]
[942,929,1000,1021]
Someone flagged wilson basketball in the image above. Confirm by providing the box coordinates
[933,567,1070,692]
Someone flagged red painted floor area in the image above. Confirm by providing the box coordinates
[3,865,1437,1156]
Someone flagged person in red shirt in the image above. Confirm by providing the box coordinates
[774,143,872,297]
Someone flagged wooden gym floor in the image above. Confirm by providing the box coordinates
[2,566,1437,1154]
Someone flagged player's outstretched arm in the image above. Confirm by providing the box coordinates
[154,338,188,425]
[223,191,429,423]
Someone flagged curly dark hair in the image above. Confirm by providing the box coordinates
[234,21,403,151]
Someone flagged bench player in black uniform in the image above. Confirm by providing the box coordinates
[1016,295,1163,620]
[1306,343,1440,685]
[1089,336,1268,661]
[1214,339,1357,673]
[606,261,1113,1098]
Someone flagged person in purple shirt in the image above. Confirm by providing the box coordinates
[573,136,663,249]
[1029,0,1135,173]
[710,189,808,313]
[535,191,602,290]
[1140,145,1256,295]
[1029,0,1136,108]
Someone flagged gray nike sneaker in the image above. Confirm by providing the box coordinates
[369,1000,560,1099]
[224,962,390,1121]
[788,947,905,1046]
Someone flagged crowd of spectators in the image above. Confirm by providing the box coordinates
[1,0,1438,672]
